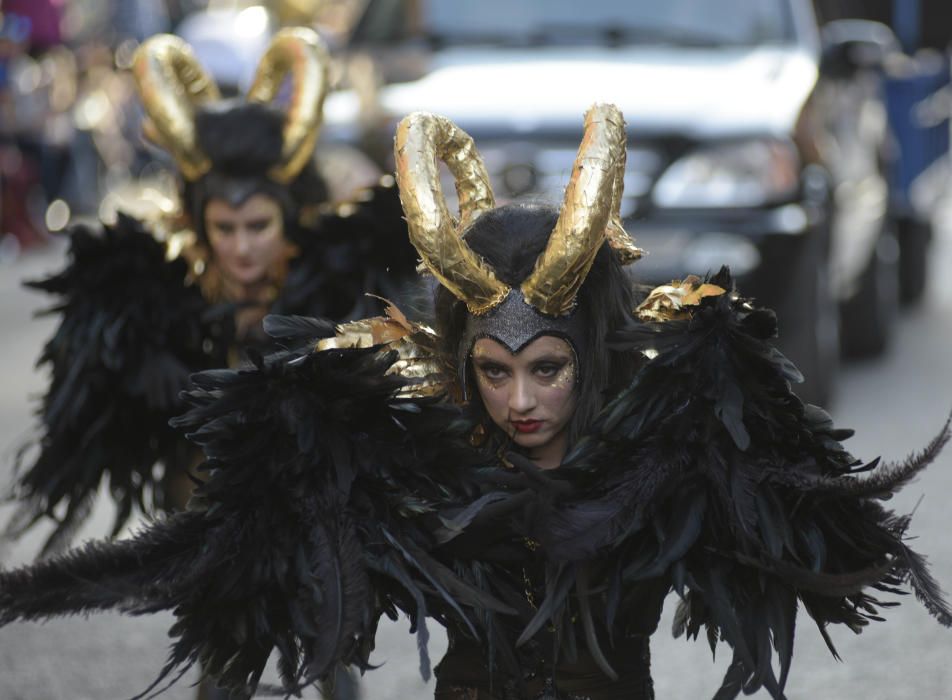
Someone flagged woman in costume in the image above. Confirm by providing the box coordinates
[5,28,417,557]
[0,105,949,700]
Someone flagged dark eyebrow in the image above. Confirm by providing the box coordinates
[530,354,571,365]
[472,357,510,369]
[247,217,273,227]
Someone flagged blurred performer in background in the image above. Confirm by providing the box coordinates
[5,27,414,700]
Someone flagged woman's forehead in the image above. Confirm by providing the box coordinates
[205,194,281,221]
[472,335,573,361]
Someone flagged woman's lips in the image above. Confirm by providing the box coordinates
[511,420,543,434]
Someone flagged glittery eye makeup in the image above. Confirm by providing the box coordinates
[472,342,577,390]
[532,361,562,377]
[541,359,576,391]
[473,361,509,383]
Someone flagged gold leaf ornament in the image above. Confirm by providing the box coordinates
[636,275,727,322]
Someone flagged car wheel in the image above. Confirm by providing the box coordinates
[898,216,931,305]
[840,227,900,358]
[774,233,839,407]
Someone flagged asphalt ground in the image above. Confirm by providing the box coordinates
[0,198,951,699]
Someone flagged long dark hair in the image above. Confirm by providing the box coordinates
[434,203,636,446]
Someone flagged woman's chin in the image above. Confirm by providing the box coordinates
[224,268,267,288]
[511,431,548,449]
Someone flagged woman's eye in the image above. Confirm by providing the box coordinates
[479,365,507,380]
[534,363,563,378]
[248,221,271,233]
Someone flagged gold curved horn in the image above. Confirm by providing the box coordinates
[521,103,629,315]
[604,140,643,265]
[132,35,220,181]
[247,27,330,184]
[394,112,510,315]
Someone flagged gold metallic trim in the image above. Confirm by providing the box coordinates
[606,226,645,265]
[394,112,510,315]
[316,302,449,398]
[635,276,727,322]
[247,27,330,184]
[521,103,629,315]
[132,35,220,181]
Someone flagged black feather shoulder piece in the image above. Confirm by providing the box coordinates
[6,214,223,555]
[530,268,951,699]
[0,312,516,697]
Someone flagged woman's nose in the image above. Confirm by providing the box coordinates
[509,374,536,414]
[235,231,252,255]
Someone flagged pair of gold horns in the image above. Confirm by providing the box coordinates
[394,104,639,317]
[132,27,330,183]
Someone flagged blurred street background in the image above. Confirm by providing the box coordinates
[2,0,952,698]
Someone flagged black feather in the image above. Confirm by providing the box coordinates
[7,215,223,554]
[530,270,951,698]
[3,323,519,696]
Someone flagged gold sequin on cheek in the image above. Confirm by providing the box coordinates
[472,365,501,391]
[548,359,576,391]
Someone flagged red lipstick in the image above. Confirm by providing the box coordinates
[512,420,543,434]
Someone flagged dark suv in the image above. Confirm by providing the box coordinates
[325,0,904,405]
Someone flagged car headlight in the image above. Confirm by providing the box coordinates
[653,139,800,208]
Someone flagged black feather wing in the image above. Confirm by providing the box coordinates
[6,214,222,555]
[533,268,951,699]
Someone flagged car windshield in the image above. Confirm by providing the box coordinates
[354,0,797,48]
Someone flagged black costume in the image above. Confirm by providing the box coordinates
[0,105,948,700]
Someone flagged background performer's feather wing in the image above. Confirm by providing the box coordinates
[6,214,221,555]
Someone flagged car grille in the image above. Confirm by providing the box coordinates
[439,141,666,217]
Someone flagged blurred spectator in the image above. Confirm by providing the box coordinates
[114,0,171,42]
[1,0,62,55]
[814,0,952,52]
[61,0,170,49]
[0,0,66,254]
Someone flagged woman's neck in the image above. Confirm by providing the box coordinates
[222,277,270,304]
[527,431,568,470]
[220,277,274,340]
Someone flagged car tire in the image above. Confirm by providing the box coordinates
[774,232,839,408]
[898,216,931,305]
[840,227,900,358]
